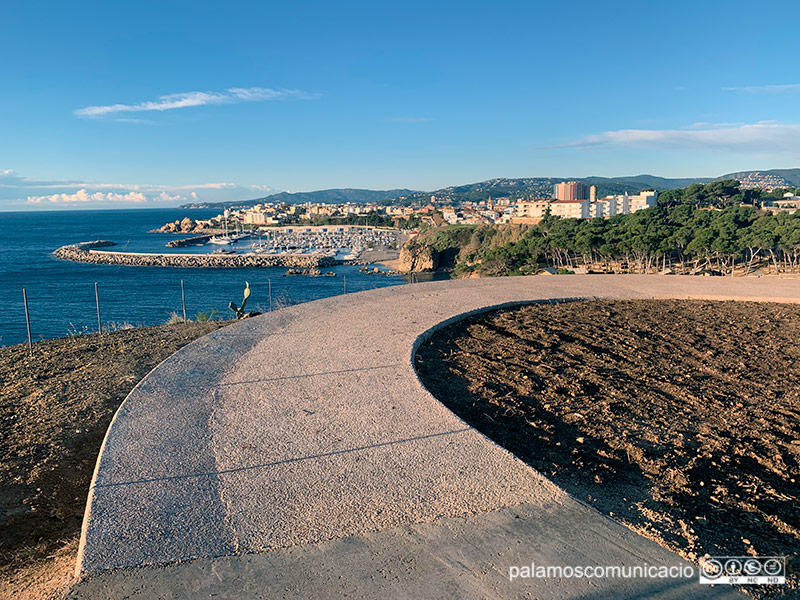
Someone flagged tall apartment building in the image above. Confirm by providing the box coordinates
[554,181,587,202]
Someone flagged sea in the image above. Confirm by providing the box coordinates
[0,208,419,347]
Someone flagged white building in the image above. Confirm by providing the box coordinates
[591,196,618,218]
[592,190,657,218]
[775,192,800,206]
[442,209,460,224]
[627,190,658,212]
[515,199,551,219]
[550,199,590,219]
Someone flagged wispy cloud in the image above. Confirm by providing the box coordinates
[682,122,746,130]
[383,117,432,123]
[75,87,319,119]
[537,122,800,153]
[722,84,800,93]
[250,184,278,192]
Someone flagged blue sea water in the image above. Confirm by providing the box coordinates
[0,208,412,347]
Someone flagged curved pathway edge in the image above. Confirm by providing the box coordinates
[73,275,800,599]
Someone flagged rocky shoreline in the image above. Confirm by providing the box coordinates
[53,241,335,269]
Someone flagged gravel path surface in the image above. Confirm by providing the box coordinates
[74,275,800,598]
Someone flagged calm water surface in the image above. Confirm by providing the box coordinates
[0,208,416,346]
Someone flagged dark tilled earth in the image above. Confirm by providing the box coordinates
[0,321,229,600]
[416,300,799,599]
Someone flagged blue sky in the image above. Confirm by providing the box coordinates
[2,0,799,209]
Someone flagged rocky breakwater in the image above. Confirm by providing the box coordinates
[166,235,212,248]
[54,241,334,269]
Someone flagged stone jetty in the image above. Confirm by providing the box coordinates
[166,235,212,248]
[54,241,335,269]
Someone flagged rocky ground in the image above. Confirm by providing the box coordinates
[0,321,229,600]
[416,300,799,599]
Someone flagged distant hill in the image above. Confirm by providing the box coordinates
[180,188,416,209]
[716,168,800,188]
[385,175,712,206]
[180,170,800,211]
[580,174,712,190]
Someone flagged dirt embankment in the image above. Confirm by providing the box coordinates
[416,300,799,599]
[0,321,228,600]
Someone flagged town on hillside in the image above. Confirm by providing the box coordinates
[159,177,800,238]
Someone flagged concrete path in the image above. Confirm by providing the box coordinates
[71,275,800,599]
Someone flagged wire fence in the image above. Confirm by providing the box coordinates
[12,270,416,351]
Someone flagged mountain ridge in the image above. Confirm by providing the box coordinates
[715,168,800,187]
[181,188,416,209]
[180,169,800,209]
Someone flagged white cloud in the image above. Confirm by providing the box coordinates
[75,87,319,119]
[26,189,148,204]
[540,122,800,153]
[722,84,800,93]
[0,169,282,209]
[682,122,745,130]
[156,192,181,202]
[250,184,278,192]
[168,182,238,190]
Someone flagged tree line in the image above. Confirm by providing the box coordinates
[417,181,800,277]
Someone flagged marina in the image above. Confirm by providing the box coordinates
[245,226,402,260]
[162,224,406,263]
[0,209,413,347]
[53,223,406,269]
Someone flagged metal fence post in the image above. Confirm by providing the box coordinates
[95,282,102,334]
[22,288,32,356]
[181,280,187,322]
[269,279,273,312]
[343,274,347,294]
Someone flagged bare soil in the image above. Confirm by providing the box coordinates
[415,300,799,598]
[0,321,228,600]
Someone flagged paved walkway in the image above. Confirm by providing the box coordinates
[71,275,800,598]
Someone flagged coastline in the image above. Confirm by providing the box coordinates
[374,257,401,270]
[358,247,403,271]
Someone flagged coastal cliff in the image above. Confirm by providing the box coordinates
[397,240,438,272]
[54,242,334,269]
[152,217,198,233]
